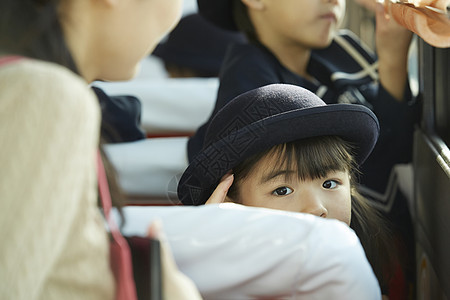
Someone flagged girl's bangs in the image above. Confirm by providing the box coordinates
[268,136,357,181]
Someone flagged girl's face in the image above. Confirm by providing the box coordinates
[230,150,352,225]
[102,0,183,81]
[250,0,346,49]
[64,0,183,82]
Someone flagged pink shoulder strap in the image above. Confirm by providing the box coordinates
[0,56,24,66]
[97,149,138,300]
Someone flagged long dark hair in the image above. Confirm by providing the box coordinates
[228,136,396,290]
[0,0,124,209]
[0,0,77,72]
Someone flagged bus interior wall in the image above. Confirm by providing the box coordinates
[414,40,450,300]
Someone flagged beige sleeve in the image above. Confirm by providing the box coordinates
[0,61,103,299]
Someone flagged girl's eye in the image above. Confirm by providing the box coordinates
[322,180,338,189]
[272,186,293,196]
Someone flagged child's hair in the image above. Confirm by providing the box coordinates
[228,135,396,291]
[231,0,258,44]
[0,0,124,210]
[0,1,78,73]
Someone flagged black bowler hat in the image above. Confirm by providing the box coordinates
[178,84,380,205]
[152,13,245,75]
[197,0,238,31]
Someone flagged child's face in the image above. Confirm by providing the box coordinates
[229,150,352,225]
[251,0,346,49]
[74,0,183,82]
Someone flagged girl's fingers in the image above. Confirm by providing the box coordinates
[205,172,234,205]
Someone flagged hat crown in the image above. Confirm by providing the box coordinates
[204,84,326,149]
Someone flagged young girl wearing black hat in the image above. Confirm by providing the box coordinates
[179,83,398,296]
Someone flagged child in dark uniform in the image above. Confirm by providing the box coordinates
[188,0,420,297]
[189,0,419,200]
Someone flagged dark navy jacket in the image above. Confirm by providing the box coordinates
[93,86,146,143]
[188,30,421,205]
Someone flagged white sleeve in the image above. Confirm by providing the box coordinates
[104,137,188,197]
[117,203,381,300]
[93,77,218,134]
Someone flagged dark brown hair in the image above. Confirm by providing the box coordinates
[228,136,396,291]
[0,0,125,210]
[231,0,259,44]
[164,62,219,78]
[0,1,77,72]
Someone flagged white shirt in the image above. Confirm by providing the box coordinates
[117,203,382,300]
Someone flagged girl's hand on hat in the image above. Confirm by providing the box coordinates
[205,172,234,204]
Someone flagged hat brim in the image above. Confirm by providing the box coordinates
[178,104,379,205]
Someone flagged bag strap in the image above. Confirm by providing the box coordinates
[97,150,124,242]
[97,150,138,300]
[0,55,24,66]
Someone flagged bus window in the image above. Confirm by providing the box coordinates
[434,48,450,144]
[415,39,450,299]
